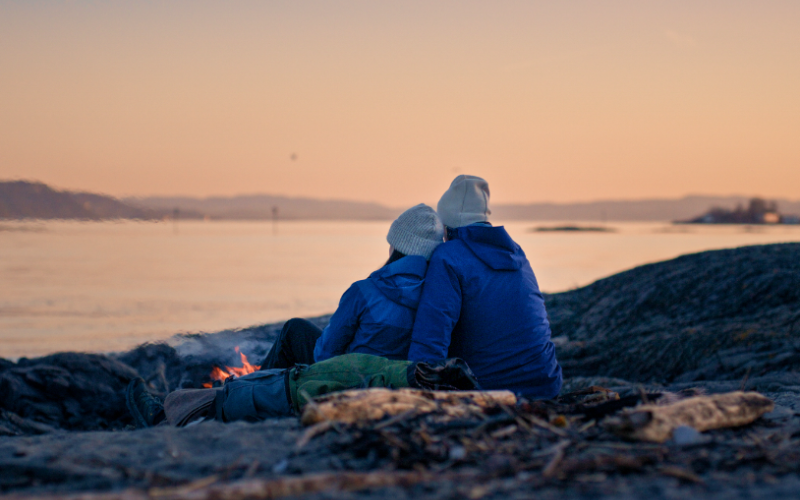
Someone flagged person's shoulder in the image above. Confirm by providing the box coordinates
[345,279,372,300]
[432,239,469,257]
[427,240,472,272]
[384,255,427,278]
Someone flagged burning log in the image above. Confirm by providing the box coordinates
[202,347,260,388]
[300,388,517,426]
[604,391,774,443]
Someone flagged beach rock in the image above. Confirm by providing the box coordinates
[0,322,300,435]
[547,243,800,383]
[0,409,57,436]
[116,343,185,395]
[0,353,139,431]
[0,358,15,372]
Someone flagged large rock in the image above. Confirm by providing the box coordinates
[548,243,800,383]
[0,353,138,433]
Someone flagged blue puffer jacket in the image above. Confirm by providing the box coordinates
[407,225,562,399]
[314,255,428,363]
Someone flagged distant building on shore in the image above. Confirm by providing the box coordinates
[681,198,800,225]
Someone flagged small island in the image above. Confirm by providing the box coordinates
[531,225,615,233]
[680,197,800,225]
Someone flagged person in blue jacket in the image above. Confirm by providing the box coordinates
[261,203,445,369]
[407,175,562,399]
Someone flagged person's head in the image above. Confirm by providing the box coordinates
[385,204,444,264]
[436,175,491,229]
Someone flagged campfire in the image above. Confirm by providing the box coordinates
[202,346,260,388]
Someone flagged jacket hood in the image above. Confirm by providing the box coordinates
[454,225,526,271]
[368,255,428,309]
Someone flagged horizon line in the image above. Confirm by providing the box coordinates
[3,178,799,208]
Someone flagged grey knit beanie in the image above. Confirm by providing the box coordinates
[386,204,444,260]
[437,175,491,228]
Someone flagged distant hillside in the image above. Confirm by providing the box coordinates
[4,180,798,222]
[128,194,800,222]
[124,195,402,221]
[0,181,156,220]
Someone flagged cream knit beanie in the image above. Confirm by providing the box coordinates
[386,204,444,260]
[436,175,491,228]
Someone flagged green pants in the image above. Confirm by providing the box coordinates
[288,353,413,412]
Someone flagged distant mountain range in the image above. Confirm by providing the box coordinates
[0,181,399,221]
[2,180,799,222]
[125,194,800,222]
[123,194,400,221]
[0,181,158,220]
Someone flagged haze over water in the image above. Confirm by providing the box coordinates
[3,219,800,359]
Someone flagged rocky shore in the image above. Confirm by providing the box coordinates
[2,243,800,499]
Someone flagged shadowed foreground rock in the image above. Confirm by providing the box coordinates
[548,243,800,384]
[0,353,137,433]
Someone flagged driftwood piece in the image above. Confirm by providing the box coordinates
[604,391,774,443]
[300,388,517,426]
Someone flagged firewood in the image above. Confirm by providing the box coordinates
[604,391,774,443]
[300,388,517,426]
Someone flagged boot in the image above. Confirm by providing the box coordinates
[413,358,481,391]
[126,378,166,428]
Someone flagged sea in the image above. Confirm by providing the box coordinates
[2,219,800,359]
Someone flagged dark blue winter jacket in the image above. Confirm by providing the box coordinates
[407,225,562,399]
[314,255,428,363]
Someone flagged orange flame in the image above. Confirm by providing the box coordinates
[202,346,261,388]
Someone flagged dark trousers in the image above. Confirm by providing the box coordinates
[261,318,323,369]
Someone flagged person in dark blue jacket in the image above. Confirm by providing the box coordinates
[261,203,445,369]
[407,175,562,399]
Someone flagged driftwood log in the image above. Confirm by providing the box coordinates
[604,391,774,442]
[300,388,517,426]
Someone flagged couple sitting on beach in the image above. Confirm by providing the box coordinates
[127,175,562,428]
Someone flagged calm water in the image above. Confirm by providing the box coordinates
[2,219,800,358]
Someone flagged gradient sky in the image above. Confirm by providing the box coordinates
[1,1,798,205]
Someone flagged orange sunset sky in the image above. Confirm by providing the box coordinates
[1,1,798,206]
